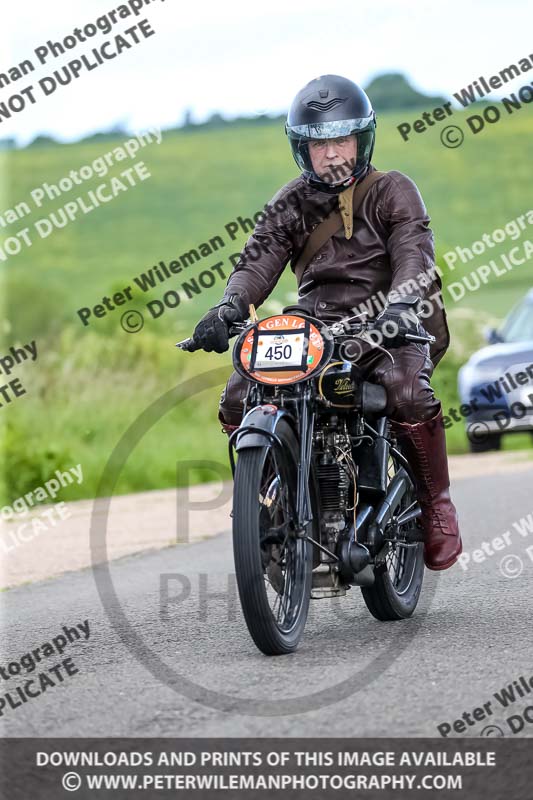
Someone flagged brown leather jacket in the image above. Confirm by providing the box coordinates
[221,165,450,365]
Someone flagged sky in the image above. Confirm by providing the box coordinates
[3,0,532,145]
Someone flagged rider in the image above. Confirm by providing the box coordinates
[190,74,463,572]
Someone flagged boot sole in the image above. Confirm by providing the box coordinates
[424,541,463,572]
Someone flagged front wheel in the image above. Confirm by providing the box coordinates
[232,419,313,655]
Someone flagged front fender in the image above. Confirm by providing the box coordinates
[234,404,296,451]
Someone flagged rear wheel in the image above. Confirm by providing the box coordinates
[232,420,313,655]
[361,450,425,621]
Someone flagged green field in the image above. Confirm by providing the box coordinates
[2,107,532,505]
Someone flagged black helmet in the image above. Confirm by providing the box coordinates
[285,74,376,194]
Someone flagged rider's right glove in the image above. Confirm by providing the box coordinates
[191,294,249,353]
[374,295,427,348]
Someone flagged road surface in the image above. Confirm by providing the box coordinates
[1,454,533,739]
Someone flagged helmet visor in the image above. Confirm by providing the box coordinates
[285,116,374,139]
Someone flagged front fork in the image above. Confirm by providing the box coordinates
[294,387,315,534]
[227,384,316,535]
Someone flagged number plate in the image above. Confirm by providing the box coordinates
[254,331,305,369]
[234,313,333,386]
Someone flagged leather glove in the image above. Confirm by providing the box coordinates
[374,296,427,348]
[191,294,249,353]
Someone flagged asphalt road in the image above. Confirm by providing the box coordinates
[1,460,533,739]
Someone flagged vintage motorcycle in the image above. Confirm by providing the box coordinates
[177,308,435,656]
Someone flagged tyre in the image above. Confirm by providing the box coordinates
[361,449,425,621]
[232,419,314,655]
[468,433,502,453]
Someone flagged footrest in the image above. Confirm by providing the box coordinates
[401,528,425,543]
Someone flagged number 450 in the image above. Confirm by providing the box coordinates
[264,344,292,360]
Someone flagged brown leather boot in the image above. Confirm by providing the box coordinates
[391,408,463,571]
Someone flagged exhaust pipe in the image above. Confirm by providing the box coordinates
[350,564,375,587]
[349,541,371,573]
[366,468,410,550]
[338,506,373,584]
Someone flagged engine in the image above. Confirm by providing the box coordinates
[315,462,350,513]
[313,415,355,549]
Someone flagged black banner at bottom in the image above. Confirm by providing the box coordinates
[0,738,530,800]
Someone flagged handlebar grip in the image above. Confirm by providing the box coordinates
[175,337,200,351]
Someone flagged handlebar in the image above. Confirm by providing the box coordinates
[175,337,198,352]
[327,318,435,344]
[175,318,436,352]
[176,324,245,352]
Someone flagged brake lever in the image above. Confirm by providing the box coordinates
[404,333,436,344]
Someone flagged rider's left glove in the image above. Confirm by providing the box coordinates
[191,294,249,353]
[374,296,427,348]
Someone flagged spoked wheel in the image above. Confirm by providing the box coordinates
[361,448,425,621]
[232,419,313,655]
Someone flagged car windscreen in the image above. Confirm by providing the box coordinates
[500,300,533,343]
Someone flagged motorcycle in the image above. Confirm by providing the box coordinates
[177,308,435,656]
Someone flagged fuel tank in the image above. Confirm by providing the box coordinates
[317,361,359,408]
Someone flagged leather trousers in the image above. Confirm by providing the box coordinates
[218,342,441,429]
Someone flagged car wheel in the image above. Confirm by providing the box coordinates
[468,433,502,453]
